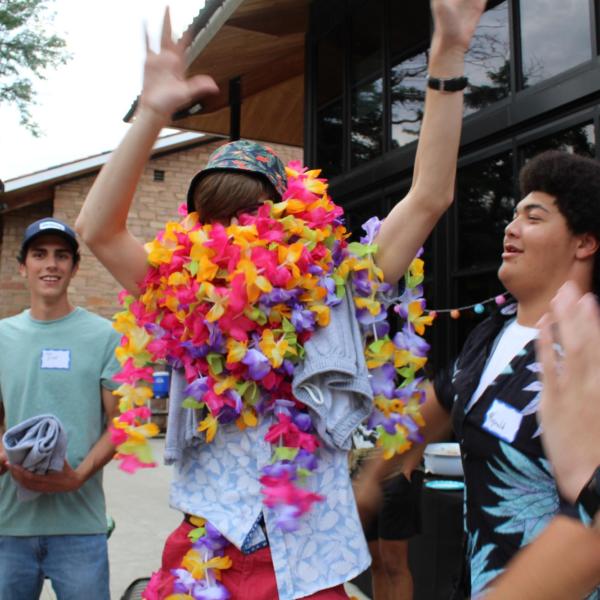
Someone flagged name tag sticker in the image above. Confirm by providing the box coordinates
[41,349,71,370]
[483,399,522,443]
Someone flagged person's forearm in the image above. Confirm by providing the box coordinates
[74,428,117,485]
[75,387,120,484]
[75,106,168,245]
[375,44,466,283]
[411,44,466,203]
[485,516,600,600]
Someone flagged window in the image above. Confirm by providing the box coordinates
[521,122,596,160]
[464,1,511,116]
[350,0,384,166]
[316,25,345,178]
[456,152,515,271]
[520,0,592,88]
[308,0,600,371]
[389,2,430,148]
[346,196,386,241]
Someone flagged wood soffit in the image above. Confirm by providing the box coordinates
[175,0,309,146]
[1,186,54,213]
[175,74,304,146]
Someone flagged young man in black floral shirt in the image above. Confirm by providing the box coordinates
[356,150,600,598]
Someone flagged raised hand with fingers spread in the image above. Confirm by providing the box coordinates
[536,281,600,504]
[139,7,218,121]
[76,8,219,294]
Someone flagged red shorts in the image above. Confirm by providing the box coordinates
[143,519,348,600]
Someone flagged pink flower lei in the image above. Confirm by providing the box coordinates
[110,161,433,597]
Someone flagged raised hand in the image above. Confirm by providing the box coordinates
[139,7,219,120]
[536,281,600,503]
[431,0,487,55]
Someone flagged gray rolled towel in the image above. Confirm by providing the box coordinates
[2,414,67,502]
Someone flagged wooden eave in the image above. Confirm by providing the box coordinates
[170,0,309,147]
[1,185,55,213]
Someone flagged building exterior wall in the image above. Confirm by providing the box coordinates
[0,139,302,320]
[307,0,600,368]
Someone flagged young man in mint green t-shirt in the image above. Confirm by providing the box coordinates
[0,218,120,600]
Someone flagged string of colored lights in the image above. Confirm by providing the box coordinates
[423,293,508,319]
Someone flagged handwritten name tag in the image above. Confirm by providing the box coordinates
[483,399,522,443]
[41,349,71,370]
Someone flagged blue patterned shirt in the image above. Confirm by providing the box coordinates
[169,414,370,600]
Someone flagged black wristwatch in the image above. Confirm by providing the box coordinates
[577,466,600,520]
[427,75,469,92]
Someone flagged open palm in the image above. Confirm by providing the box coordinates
[432,0,487,52]
[140,8,219,119]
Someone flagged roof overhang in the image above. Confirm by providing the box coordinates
[0,132,214,213]
[126,0,309,147]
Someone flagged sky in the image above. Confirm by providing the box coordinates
[1,0,205,181]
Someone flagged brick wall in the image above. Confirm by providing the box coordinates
[0,202,53,318]
[0,139,303,320]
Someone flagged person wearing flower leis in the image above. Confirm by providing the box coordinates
[75,2,486,599]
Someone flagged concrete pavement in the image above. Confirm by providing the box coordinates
[104,438,181,599]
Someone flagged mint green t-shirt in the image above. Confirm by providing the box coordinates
[0,307,120,536]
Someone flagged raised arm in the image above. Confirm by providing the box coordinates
[375,0,486,283]
[75,9,218,293]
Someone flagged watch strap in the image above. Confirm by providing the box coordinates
[427,75,469,92]
[577,466,600,520]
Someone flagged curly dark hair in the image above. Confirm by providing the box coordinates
[519,150,600,295]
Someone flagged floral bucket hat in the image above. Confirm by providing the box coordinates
[186,139,288,213]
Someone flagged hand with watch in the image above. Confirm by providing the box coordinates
[426,0,485,93]
[537,281,600,527]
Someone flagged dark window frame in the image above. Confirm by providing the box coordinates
[308,0,600,178]
[306,0,600,365]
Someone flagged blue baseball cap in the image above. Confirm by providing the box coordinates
[20,218,79,258]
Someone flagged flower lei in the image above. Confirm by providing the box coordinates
[110,161,433,599]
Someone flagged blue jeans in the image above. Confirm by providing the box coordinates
[0,534,109,600]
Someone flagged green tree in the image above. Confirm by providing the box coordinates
[0,0,70,135]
